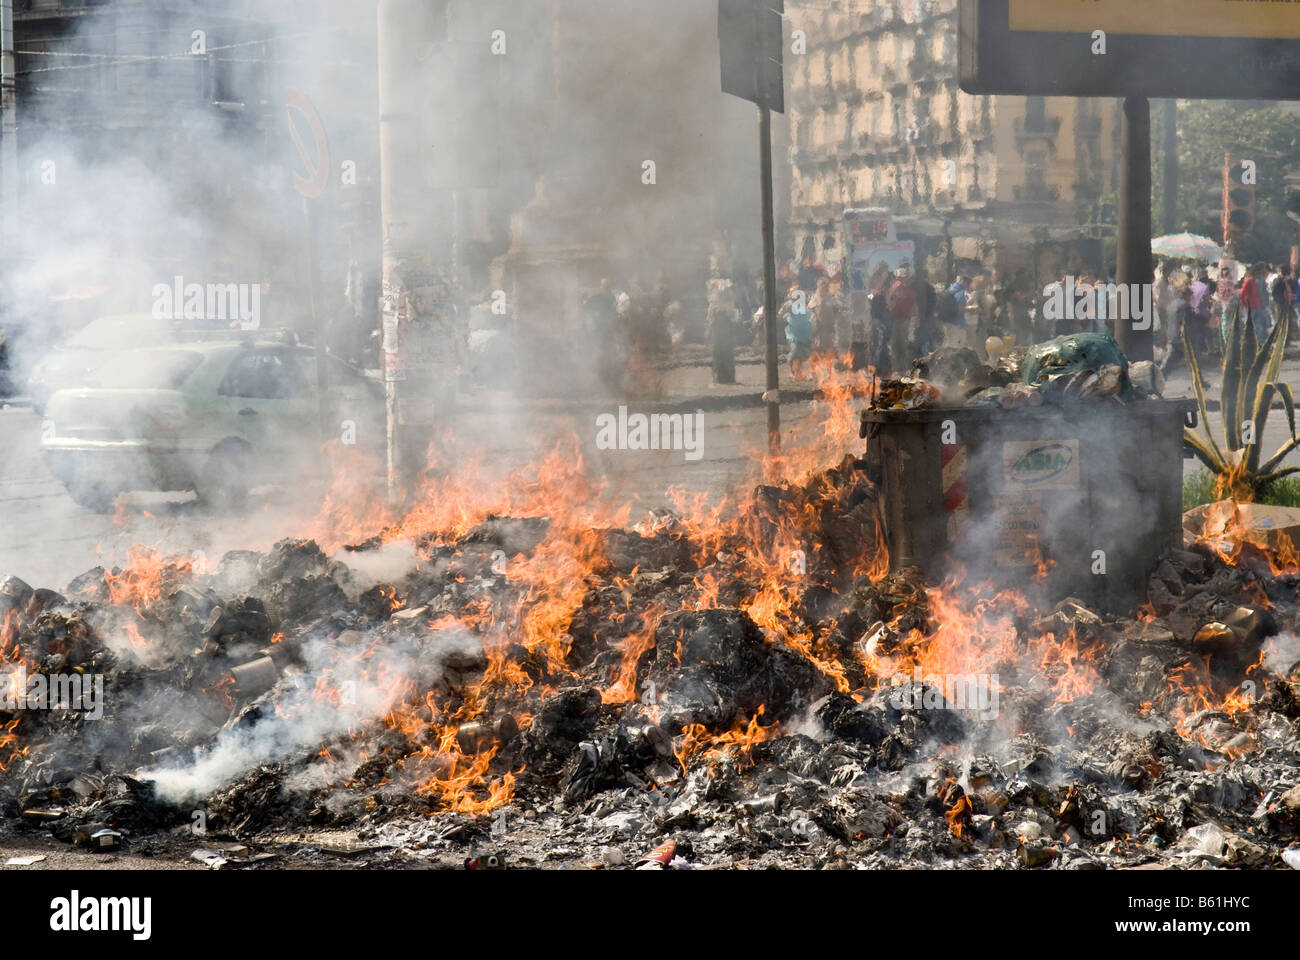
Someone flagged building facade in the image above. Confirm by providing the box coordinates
[786,0,1124,285]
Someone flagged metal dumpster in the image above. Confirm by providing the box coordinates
[859,399,1196,614]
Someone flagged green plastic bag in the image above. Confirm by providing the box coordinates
[1022,333,1129,386]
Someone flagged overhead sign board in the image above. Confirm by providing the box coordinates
[960,0,1300,100]
[719,0,785,114]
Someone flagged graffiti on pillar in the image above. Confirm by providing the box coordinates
[380,272,408,382]
[381,259,458,384]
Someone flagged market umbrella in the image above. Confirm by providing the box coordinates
[1150,232,1223,260]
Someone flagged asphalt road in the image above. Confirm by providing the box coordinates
[0,394,815,593]
[4,355,1300,595]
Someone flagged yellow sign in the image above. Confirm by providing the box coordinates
[1009,0,1300,41]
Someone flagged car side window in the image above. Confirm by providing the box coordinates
[219,351,293,400]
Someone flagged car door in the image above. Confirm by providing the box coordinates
[214,347,314,482]
[320,351,386,460]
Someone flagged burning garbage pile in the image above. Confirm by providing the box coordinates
[1,377,1300,870]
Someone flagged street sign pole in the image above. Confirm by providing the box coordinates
[720,0,784,454]
[758,106,780,451]
[285,88,333,453]
[1116,96,1153,364]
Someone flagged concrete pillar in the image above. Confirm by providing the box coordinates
[378,0,460,501]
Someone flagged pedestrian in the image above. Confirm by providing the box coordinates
[916,277,938,355]
[705,277,736,385]
[964,274,987,345]
[868,264,892,372]
[798,256,826,296]
[886,267,919,373]
[809,276,841,354]
[1214,262,1237,348]
[1239,262,1267,341]
[784,284,813,379]
[1271,263,1294,342]
[941,273,972,348]
[1153,264,1173,353]
[1005,268,1033,345]
[1162,268,1190,373]
[1189,268,1213,360]
[943,274,969,346]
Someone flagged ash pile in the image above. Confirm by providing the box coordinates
[1,457,1300,870]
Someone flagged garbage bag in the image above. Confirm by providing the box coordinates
[1021,333,1130,398]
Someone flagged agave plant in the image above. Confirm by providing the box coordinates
[1184,304,1299,501]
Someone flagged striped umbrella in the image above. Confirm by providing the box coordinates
[1150,233,1223,261]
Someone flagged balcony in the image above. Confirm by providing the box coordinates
[1013,182,1062,203]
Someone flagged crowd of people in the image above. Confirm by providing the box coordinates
[580,273,677,389]
[571,249,1300,391]
[755,254,1300,381]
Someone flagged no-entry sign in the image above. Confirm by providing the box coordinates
[961,0,1300,99]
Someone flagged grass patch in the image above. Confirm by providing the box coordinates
[1183,471,1219,510]
[1184,470,1300,510]
[1260,475,1300,507]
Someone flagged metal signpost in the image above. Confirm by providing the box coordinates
[719,0,784,451]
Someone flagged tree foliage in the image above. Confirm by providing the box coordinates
[1155,101,1300,264]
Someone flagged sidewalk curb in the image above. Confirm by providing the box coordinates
[458,388,828,417]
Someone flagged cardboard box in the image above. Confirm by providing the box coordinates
[1183,500,1300,555]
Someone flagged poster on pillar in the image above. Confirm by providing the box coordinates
[381,262,458,387]
[959,0,1300,100]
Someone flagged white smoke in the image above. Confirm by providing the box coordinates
[145,619,481,803]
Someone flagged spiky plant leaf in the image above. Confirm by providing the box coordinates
[1221,310,1243,449]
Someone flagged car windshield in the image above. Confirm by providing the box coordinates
[66,316,169,350]
[84,349,204,389]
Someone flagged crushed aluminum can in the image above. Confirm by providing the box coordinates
[740,794,785,817]
[635,839,676,870]
[1017,842,1059,868]
[464,852,505,870]
[456,715,519,753]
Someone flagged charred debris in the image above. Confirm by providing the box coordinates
[1,440,1299,869]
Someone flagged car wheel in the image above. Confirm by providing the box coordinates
[198,439,251,510]
[64,478,119,513]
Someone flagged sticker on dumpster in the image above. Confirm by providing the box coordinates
[993,491,1044,567]
[941,443,968,541]
[1002,440,1080,490]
